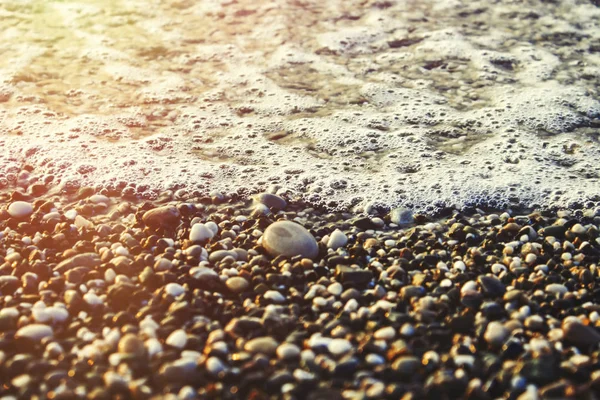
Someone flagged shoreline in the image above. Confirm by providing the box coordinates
[0,188,599,398]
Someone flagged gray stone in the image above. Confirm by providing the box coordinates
[244,336,279,355]
[254,193,287,210]
[392,356,420,377]
[262,221,319,259]
[54,253,101,273]
[226,277,249,293]
[563,321,600,349]
[478,275,506,297]
[389,208,413,226]
[142,206,180,228]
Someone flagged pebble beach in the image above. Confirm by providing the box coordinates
[1,185,600,399]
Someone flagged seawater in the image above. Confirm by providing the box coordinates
[0,0,599,213]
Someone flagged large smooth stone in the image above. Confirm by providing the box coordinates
[262,221,318,260]
[7,201,33,218]
[16,324,53,341]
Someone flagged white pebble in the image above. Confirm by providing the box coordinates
[89,194,109,204]
[113,246,129,257]
[327,338,353,356]
[165,283,185,297]
[366,353,385,365]
[277,343,301,360]
[83,293,103,306]
[545,283,568,296]
[7,201,33,218]
[374,326,396,340]
[327,230,348,250]
[74,215,94,229]
[16,324,53,341]
[206,356,226,375]
[453,261,466,272]
[484,321,508,347]
[205,221,219,235]
[400,323,415,337]
[344,299,358,313]
[461,281,477,294]
[571,223,586,234]
[104,269,116,283]
[264,290,285,303]
[166,329,187,349]
[145,338,163,357]
[189,223,214,242]
[525,253,537,264]
[454,355,475,367]
[492,263,507,274]
[293,369,315,382]
[327,282,343,297]
[64,209,77,220]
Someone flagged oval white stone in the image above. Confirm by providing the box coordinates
[262,221,319,260]
[166,329,188,348]
[7,201,33,218]
[327,229,348,250]
[190,223,214,242]
[165,283,185,297]
[16,324,53,341]
[327,338,353,356]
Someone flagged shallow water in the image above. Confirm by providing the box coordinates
[0,0,599,213]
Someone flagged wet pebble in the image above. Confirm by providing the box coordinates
[262,221,319,259]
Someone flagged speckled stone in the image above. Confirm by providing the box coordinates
[262,221,319,260]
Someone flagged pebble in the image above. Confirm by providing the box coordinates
[263,290,286,303]
[254,193,287,210]
[374,326,396,340]
[277,343,301,360]
[142,205,180,227]
[206,357,226,375]
[392,356,420,376]
[484,321,509,347]
[154,258,173,272]
[327,229,348,250]
[166,329,188,349]
[389,207,413,226]
[84,292,103,306]
[327,282,343,296]
[244,337,279,355]
[562,321,600,349]
[328,339,353,356]
[89,194,109,204]
[118,334,146,356]
[16,324,53,341]
[478,275,506,297]
[262,220,319,259]
[545,284,568,296]
[7,201,33,218]
[165,283,185,297]
[189,223,214,242]
[226,277,249,293]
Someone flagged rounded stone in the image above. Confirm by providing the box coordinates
[254,193,287,210]
[277,343,301,360]
[118,334,146,357]
[226,277,249,293]
[7,201,33,218]
[16,324,53,341]
[244,336,279,355]
[262,221,319,260]
[142,206,180,228]
[484,321,509,347]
